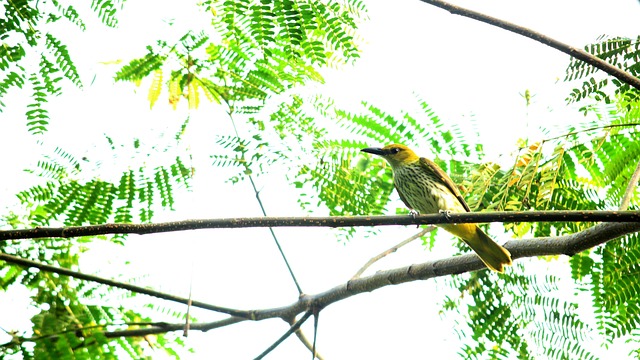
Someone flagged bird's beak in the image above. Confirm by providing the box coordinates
[361,147,385,156]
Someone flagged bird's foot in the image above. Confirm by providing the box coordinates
[409,209,419,227]
[439,209,452,221]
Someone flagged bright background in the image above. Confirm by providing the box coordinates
[2,0,640,358]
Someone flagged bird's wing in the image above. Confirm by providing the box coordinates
[419,157,471,212]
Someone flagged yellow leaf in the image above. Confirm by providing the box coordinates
[147,70,163,109]
[188,79,200,109]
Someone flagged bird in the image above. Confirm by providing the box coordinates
[361,143,512,272]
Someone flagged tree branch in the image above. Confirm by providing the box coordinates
[104,316,247,337]
[2,211,639,240]
[0,252,252,318]
[254,311,314,360]
[224,98,303,295]
[416,0,640,90]
[289,317,325,360]
[352,226,435,279]
[236,221,640,323]
[1,317,247,348]
[620,160,640,211]
[5,222,637,349]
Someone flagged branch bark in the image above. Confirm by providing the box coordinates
[351,226,435,279]
[4,221,638,348]
[416,0,640,90]
[2,211,639,240]
[289,317,325,360]
[249,221,640,322]
[0,252,251,318]
[620,160,640,211]
[254,311,313,360]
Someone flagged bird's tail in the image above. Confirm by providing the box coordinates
[440,224,513,272]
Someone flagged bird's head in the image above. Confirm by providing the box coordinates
[361,144,420,168]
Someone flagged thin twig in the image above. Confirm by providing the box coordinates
[225,102,303,295]
[417,0,640,90]
[254,311,313,360]
[287,317,325,360]
[183,262,195,337]
[542,123,640,143]
[0,252,251,318]
[312,311,319,360]
[619,160,640,211]
[104,316,246,337]
[183,291,192,336]
[352,226,435,279]
[3,211,640,240]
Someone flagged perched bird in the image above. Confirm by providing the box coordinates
[361,144,512,272]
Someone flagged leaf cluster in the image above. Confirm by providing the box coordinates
[1,0,123,133]
[2,141,191,358]
[115,0,364,113]
[566,35,640,106]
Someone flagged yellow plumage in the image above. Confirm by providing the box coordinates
[362,144,512,272]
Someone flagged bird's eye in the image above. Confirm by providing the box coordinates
[391,148,400,154]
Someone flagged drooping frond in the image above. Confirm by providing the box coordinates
[44,34,81,88]
[458,114,640,236]
[114,50,167,83]
[16,144,191,227]
[444,269,597,360]
[50,0,86,31]
[0,71,25,108]
[1,0,123,132]
[565,35,640,105]
[26,73,51,134]
[3,148,190,360]
[583,232,640,342]
[300,145,395,217]
[90,0,123,27]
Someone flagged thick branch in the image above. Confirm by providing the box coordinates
[5,222,637,345]
[417,0,640,90]
[1,211,639,240]
[244,221,640,322]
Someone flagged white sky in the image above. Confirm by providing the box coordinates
[2,0,640,358]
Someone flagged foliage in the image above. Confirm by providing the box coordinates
[0,0,122,133]
[2,1,367,358]
[561,35,640,353]
[2,141,191,358]
[4,0,640,359]
[115,0,363,113]
[313,94,486,217]
[565,35,640,106]
[17,145,191,226]
[444,269,596,360]
[299,38,640,355]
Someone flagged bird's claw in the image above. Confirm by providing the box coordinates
[409,209,419,227]
[439,209,452,221]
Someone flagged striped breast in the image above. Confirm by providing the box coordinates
[393,162,467,214]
